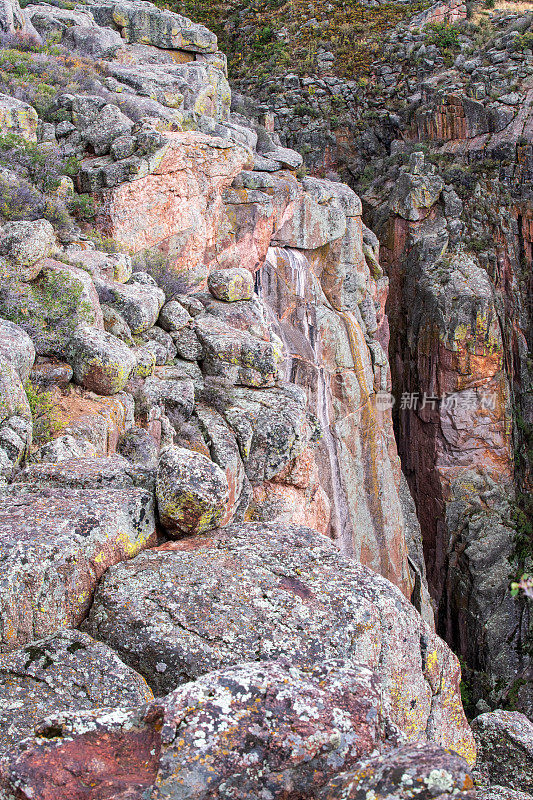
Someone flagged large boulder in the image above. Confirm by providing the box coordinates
[93,275,165,334]
[0,220,55,281]
[0,482,156,651]
[318,742,474,799]
[0,659,475,800]
[195,314,283,387]
[85,523,475,764]
[67,327,136,395]
[207,267,254,302]
[0,260,104,357]
[0,354,31,477]
[0,629,153,757]
[0,94,38,144]
[0,318,35,382]
[87,0,218,52]
[472,710,533,793]
[156,445,230,535]
[14,455,154,491]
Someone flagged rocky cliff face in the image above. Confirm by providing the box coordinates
[207,0,533,722]
[0,0,528,795]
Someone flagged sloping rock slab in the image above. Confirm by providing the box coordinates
[14,455,154,490]
[85,522,475,763]
[0,629,153,757]
[0,484,156,652]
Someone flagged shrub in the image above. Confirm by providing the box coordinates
[426,22,460,50]
[24,381,63,446]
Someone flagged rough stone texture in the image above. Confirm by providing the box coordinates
[0,259,104,357]
[67,327,136,395]
[0,482,156,651]
[0,629,153,757]
[318,742,475,799]
[94,275,165,334]
[14,454,154,491]
[158,299,190,331]
[472,710,533,793]
[0,219,55,280]
[0,94,38,143]
[118,427,159,467]
[85,523,475,764]
[0,706,161,800]
[0,318,35,382]
[0,659,473,800]
[96,131,250,292]
[88,0,218,52]
[148,659,395,799]
[207,266,254,301]
[156,445,229,535]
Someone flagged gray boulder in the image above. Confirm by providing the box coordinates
[158,299,191,331]
[67,327,136,395]
[207,267,254,302]
[156,445,230,536]
[94,276,165,334]
[83,522,475,771]
[0,481,156,651]
[0,220,55,281]
[0,629,153,757]
[472,710,533,793]
[117,427,159,468]
[0,318,35,382]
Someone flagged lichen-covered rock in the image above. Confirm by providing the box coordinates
[94,275,165,334]
[0,705,161,800]
[32,433,97,463]
[158,299,191,331]
[0,629,153,757]
[156,445,229,535]
[0,260,104,357]
[472,710,533,793]
[71,94,134,156]
[0,219,55,280]
[149,659,394,799]
[477,790,533,800]
[0,94,38,144]
[132,370,195,426]
[14,454,154,491]
[88,0,218,52]
[0,354,31,477]
[29,359,73,389]
[223,384,319,482]
[118,427,159,468]
[67,327,136,395]
[85,523,475,764]
[0,482,156,651]
[317,742,474,799]
[207,267,254,302]
[0,318,35,382]
[195,314,283,387]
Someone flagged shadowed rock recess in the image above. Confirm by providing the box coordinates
[0,0,529,795]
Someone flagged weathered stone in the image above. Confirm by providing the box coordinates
[0,354,31,476]
[64,22,123,58]
[118,427,159,468]
[195,314,283,387]
[207,267,254,301]
[318,742,474,799]
[0,94,38,143]
[85,523,475,764]
[94,275,165,334]
[32,433,97,463]
[0,260,104,357]
[132,371,195,425]
[67,327,136,395]
[88,0,218,52]
[62,248,133,283]
[0,318,35,382]
[0,482,156,651]
[101,303,134,344]
[158,299,191,331]
[0,220,55,280]
[156,445,230,535]
[14,454,154,491]
[472,710,533,793]
[0,629,153,757]
[95,132,249,292]
[29,359,72,389]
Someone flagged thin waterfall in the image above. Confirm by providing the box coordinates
[257,246,355,555]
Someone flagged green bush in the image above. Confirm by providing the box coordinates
[24,381,63,446]
[427,22,460,50]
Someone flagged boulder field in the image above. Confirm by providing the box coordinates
[0,0,527,795]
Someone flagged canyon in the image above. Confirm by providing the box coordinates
[0,0,530,796]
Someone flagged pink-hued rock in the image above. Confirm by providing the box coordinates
[95,131,250,291]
